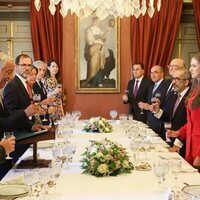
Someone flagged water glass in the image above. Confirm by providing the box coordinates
[109,110,118,120]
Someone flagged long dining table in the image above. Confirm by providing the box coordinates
[2,120,200,200]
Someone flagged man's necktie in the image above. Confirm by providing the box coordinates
[26,81,33,99]
[39,81,46,95]
[173,94,181,117]
[133,80,139,98]
[152,83,158,94]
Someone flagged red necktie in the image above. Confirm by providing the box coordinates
[133,80,139,98]
[26,81,33,99]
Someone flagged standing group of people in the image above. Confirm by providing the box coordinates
[0,52,63,179]
[123,54,200,170]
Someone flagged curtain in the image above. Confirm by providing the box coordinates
[30,0,63,67]
[193,0,200,50]
[130,0,183,75]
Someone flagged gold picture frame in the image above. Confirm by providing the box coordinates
[75,15,120,93]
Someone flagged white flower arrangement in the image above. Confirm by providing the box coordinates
[83,117,112,133]
[81,138,134,177]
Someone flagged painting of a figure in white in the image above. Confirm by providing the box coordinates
[78,15,119,91]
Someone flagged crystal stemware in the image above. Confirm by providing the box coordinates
[164,122,172,142]
[109,110,118,120]
[3,132,14,159]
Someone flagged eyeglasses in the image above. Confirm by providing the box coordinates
[171,77,187,81]
[18,64,33,67]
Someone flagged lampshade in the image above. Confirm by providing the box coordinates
[34,0,161,19]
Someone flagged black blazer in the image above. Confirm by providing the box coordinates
[125,76,153,123]
[33,81,47,101]
[160,88,190,157]
[3,76,34,131]
[147,79,170,137]
[0,102,29,138]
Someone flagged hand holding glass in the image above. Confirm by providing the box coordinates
[3,132,14,159]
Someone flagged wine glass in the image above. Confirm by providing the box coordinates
[49,160,62,197]
[130,139,140,164]
[62,143,76,169]
[164,122,172,142]
[153,162,167,193]
[32,93,41,104]
[109,110,118,121]
[38,168,50,198]
[142,138,151,160]
[3,132,14,159]
[24,171,38,198]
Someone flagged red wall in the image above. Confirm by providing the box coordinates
[62,16,132,119]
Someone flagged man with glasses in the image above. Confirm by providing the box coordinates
[3,54,47,163]
[151,68,190,157]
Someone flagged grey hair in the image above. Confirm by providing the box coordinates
[0,52,13,69]
[33,60,47,69]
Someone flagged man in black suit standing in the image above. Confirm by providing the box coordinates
[139,65,170,138]
[123,63,153,123]
[151,68,190,157]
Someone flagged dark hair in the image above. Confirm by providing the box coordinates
[15,54,32,65]
[31,65,38,74]
[47,59,58,67]
[133,62,144,70]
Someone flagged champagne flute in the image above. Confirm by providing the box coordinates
[3,132,14,159]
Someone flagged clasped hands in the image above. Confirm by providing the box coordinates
[138,98,161,113]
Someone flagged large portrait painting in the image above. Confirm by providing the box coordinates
[75,15,120,93]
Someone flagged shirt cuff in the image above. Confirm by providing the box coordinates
[174,138,183,148]
[154,109,163,119]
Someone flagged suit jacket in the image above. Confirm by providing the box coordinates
[160,88,190,157]
[33,81,47,101]
[147,79,170,138]
[0,145,6,164]
[178,89,200,164]
[124,77,153,123]
[0,102,29,138]
[3,75,34,131]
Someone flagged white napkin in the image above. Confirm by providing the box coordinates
[160,187,172,200]
[158,152,180,160]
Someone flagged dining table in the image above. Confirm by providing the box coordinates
[1,119,200,200]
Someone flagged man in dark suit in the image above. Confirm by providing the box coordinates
[139,65,170,138]
[151,68,190,157]
[0,53,41,179]
[3,54,45,132]
[123,63,153,123]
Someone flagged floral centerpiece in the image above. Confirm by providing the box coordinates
[83,117,112,133]
[81,138,134,177]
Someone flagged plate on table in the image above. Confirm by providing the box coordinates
[0,184,28,198]
[135,162,152,171]
[182,185,200,198]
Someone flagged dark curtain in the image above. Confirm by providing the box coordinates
[193,0,200,50]
[30,0,63,67]
[130,0,183,75]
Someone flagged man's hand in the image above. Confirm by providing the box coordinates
[166,130,180,138]
[24,104,40,117]
[193,156,200,169]
[169,145,180,153]
[0,137,15,155]
[31,124,50,132]
[41,96,55,105]
[122,94,128,102]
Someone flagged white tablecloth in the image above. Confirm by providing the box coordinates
[2,121,200,200]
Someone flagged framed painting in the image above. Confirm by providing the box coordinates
[75,15,120,93]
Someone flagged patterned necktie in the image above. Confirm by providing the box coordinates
[39,81,46,95]
[173,94,181,117]
[133,80,139,98]
[26,81,33,99]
